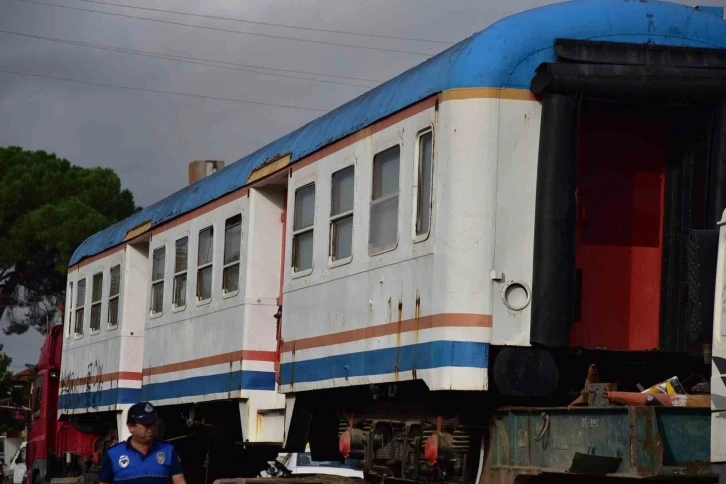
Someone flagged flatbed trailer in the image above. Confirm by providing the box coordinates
[486,406,713,482]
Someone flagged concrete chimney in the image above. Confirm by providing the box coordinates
[189,160,225,185]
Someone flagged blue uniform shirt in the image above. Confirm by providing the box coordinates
[98,438,183,483]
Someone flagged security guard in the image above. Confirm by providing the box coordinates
[98,402,186,484]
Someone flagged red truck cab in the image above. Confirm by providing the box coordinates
[25,325,100,484]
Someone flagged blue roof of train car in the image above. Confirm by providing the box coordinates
[69,0,726,267]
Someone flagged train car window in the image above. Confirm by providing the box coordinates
[173,237,188,308]
[223,215,242,293]
[66,282,73,338]
[293,183,315,273]
[108,265,121,328]
[151,246,166,315]
[197,227,214,302]
[415,130,433,237]
[330,166,354,263]
[90,272,103,333]
[370,145,400,254]
[75,278,86,337]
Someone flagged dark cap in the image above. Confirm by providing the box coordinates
[127,401,159,425]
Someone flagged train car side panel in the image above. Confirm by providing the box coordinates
[280,97,495,394]
[490,96,542,346]
[140,192,284,442]
[61,249,143,417]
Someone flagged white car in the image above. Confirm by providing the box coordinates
[264,452,363,479]
[4,442,26,484]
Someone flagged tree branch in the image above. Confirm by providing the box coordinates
[0,257,52,324]
[0,267,11,283]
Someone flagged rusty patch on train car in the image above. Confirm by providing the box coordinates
[394,299,403,381]
[413,291,421,379]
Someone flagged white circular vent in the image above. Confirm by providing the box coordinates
[501,280,531,311]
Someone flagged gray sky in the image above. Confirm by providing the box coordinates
[0,0,719,370]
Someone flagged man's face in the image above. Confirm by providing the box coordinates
[128,421,158,444]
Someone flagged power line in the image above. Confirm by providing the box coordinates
[77,0,455,45]
[0,69,330,112]
[0,29,378,89]
[13,0,436,57]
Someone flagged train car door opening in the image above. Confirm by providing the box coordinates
[571,101,667,350]
[529,39,726,351]
[570,101,724,351]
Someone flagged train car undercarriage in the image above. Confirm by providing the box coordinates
[287,347,713,484]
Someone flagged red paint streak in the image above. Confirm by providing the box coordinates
[280,313,492,353]
[59,371,142,389]
[117,371,143,381]
[141,349,277,377]
[570,102,666,350]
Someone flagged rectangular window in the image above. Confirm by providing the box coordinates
[173,237,188,308]
[223,215,242,293]
[75,278,85,336]
[66,283,73,338]
[330,166,354,262]
[90,272,103,332]
[108,265,121,328]
[416,131,433,236]
[292,183,315,272]
[197,227,213,301]
[369,145,400,254]
[150,246,165,314]
[32,374,44,421]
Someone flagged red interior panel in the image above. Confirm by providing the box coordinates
[570,102,666,350]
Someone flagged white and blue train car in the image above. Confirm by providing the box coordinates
[268,0,726,482]
[136,185,287,479]
[60,242,147,446]
[63,0,726,481]
[64,176,288,480]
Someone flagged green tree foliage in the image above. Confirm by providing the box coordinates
[0,345,23,435]
[0,344,12,398]
[0,146,140,335]
[0,344,14,434]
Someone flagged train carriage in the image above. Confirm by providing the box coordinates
[61,247,145,430]
[60,0,726,482]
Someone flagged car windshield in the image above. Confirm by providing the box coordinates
[296,452,359,470]
[14,446,25,465]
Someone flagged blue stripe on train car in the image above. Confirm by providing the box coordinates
[279,340,489,385]
[59,387,141,410]
[140,370,275,401]
[69,0,726,268]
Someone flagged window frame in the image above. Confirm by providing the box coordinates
[89,270,104,335]
[150,245,166,317]
[368,142,402,256]
[329,165,355,268]
[66,282,73,339]
[172,236,189,311]
[196,225,214,305]
[413,127,434,243]
[74,277,86,338]
[32,373,44,421]
[291,182,316,278]
[107,264,121,330]
[222,214,242,298]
